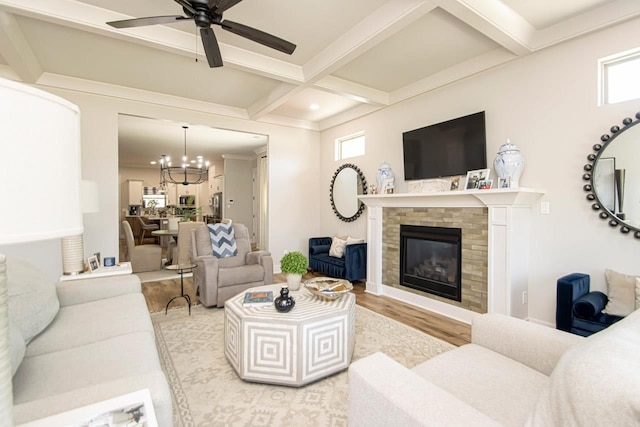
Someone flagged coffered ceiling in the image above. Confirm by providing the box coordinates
[0,0,638,138]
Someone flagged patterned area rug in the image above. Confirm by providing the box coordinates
[152,304,455,427]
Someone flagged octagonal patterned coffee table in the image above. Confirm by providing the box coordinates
[224,283,355,387]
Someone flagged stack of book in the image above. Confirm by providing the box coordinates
[242,290,274,307]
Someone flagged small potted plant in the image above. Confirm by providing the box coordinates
[280,251,308,291]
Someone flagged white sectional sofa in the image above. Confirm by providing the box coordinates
[349,310,640,426]
[7,256,172,425]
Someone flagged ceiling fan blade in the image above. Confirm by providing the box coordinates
[220,20,296,55]
[208,0,243,13]
[174,0,197,15]
[107,15,191,29]
[200,27,223,67]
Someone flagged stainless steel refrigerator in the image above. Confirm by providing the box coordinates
[211,192,223,222]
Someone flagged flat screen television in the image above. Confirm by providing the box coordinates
[403,111,487,180]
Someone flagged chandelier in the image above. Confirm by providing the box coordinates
[160,126,209,186]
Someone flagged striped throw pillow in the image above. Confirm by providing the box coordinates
[208,222,238,258]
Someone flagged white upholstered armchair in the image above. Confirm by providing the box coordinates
[190,223,273,307]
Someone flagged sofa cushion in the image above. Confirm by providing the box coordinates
[602,269,638,316]
[9,320,26,376]
[527,309,640,426]
[12,332,171,424]
[572,291,608,319]
[347,236,365,245]
[208,222,238,258]
[309,244,330,255]
[412,343,548,427]
[329,236,348,258]
[25,293,153,357]
[7,256,59,344]
[218,264,264,287]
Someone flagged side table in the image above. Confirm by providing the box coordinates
[165,263,196,315]
[59,262,132,282]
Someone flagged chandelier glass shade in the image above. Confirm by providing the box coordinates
[160,126,210,186]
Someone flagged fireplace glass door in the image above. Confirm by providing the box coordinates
[400,225,462,301]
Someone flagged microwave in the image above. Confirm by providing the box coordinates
[179,195,195,206]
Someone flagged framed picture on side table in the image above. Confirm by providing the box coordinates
[465,168,491,190]
[87,255,100,272]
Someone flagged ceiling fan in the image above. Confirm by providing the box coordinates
[106,0,296,68]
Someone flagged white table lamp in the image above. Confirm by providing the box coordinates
[62,180,100,275]
[0,77,82,423]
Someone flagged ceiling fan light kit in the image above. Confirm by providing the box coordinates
[107,0,296,68]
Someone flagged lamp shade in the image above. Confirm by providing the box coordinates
[0,77,83,244]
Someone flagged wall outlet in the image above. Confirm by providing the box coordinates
[522,291,528,304]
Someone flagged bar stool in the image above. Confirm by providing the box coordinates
[136,216,159,245]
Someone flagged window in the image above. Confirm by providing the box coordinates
[600,48,640,105]
[335,131,365,160]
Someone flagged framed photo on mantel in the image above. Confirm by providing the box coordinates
[465,168,491,190]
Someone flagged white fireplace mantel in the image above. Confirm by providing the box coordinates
[359,188,546,324]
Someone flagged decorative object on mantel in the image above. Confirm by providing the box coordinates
[583,112,640,239]
[274,286,295,313]
[377,162,395,193]
[494,139,525,188]
[407,179,450,193]
[464,168,491,190]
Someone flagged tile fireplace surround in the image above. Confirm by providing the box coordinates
[359,188,545,324]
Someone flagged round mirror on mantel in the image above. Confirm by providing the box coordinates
[583,112,640,239]
[330,163,367,222]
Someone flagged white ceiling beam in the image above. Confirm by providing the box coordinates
[303,0,437,81]
[0,11,42,82]
[531,0,640,50]
[314,76,390,106]
[390,47,515,104]
[36,73,249,119]
[317,103,383,132]
[435,0,535,56]
[246,82,304,119]
[248,0,436,121]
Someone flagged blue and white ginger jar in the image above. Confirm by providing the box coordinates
[494,139,525,188]
[377,162,395,192]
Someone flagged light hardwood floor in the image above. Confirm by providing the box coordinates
[274,272,471,346]
[141,271,471,347]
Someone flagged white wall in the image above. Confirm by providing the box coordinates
[2,86,320,278]
[319,17,640,325]
[222,157,254,236]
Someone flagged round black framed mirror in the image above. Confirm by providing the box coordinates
[583,112,640,239]
[330,163,367,222]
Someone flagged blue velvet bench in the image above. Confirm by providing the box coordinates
[556,273,623,336]
[308,237,367,281]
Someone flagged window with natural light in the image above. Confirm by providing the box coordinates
[335,132,365,160]
[601,49,640,105]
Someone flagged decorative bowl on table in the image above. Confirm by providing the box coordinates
[304,277,353,301]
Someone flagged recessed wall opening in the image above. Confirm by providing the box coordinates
[399,225,462,302]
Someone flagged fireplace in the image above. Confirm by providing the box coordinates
[399,225,462,301]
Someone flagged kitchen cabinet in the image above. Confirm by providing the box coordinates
[165,183,177,206]
[208,175,224,199]
[126,180,143,205]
